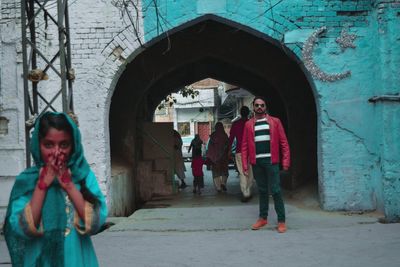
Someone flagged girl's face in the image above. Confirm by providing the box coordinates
[40,128,72,164]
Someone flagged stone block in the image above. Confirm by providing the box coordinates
[142,122,174,160]
[152,171,172,197]
[197,0,226,14]
[109,163,135,217]
[284,29,314,44]
[136,161,154,202]
[0,150,24,176]
[153,158,171,171]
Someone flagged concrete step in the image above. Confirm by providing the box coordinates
[136,161,154,202]
[152,170,172,197]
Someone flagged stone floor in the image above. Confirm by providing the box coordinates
[1,163,399,267]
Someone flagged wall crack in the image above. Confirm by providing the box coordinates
[323,110,378,158]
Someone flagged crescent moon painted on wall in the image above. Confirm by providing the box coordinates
[302,26,351,82]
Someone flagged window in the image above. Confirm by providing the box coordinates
[177,122,190,136]
[0,117,9,136]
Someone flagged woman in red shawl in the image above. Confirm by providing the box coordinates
[206,122,230,192]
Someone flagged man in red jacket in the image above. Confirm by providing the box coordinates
[241,96,290,233]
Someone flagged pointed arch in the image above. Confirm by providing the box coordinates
[109,14,319,206]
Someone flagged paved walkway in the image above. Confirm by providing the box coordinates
[1,164,400,266]
[95,165,400,267]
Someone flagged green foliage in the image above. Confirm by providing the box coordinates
[157,86,199,110]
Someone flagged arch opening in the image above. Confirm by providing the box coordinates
[109,15,318,215]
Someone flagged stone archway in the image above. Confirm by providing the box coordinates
[109,15,318,212]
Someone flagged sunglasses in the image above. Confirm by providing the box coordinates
[254,104,265,108]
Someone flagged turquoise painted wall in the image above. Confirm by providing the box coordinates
[140,0,400,220]
[375,3,400,222]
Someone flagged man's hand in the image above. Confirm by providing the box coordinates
[244,169,248,176]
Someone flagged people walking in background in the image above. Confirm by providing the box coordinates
[188,134,203,158]
[229,106,254,203]
[4,112,108,266]
[241,96,290,233]
[191,155,205,195]
[206,122,230,193]
[230,139,239,174]
[173,130,187,189]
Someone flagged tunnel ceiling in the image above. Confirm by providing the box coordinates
[112,14,315,115]
[147,57,280,109]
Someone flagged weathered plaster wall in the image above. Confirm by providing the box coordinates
[109,162,135,216]
[0,0,145,215]
[176,108,213,125]
[0,0,25,222]
[66,0,144,213]
[68,0,123,196]
[173,88,216,127]
[374,1,400,221]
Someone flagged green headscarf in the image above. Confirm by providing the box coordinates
[4,112,90,266]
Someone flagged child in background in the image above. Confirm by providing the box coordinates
[191,155,205,194]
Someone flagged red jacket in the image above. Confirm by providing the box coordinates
[228,118,247,153]
[241,114,290,172]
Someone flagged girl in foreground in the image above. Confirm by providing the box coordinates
[4,112,107,266]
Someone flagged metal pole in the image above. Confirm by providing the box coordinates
[21,0,75,167]
[58,0,68,112]
[28,0,39,114]
[21,0,32,166]
[65,2,74,112]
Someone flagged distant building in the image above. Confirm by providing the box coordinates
[154,79,218,143]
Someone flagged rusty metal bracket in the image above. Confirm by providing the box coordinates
[368,93,400,103]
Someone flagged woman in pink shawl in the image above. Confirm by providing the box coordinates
[206,122,230,192]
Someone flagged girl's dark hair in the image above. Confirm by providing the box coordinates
[38,112,73,141]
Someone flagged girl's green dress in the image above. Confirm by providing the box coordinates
[4,112,108,267]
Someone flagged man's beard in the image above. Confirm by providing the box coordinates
[254,108,265,115]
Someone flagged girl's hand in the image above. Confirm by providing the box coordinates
[53,150,69,179]
[57,168,74,191]
[43,151,72,190]
[40,154,58,186]
[53,150,67,170]
[46,152,61,174]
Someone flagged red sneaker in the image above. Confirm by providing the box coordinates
[277,222,287,233]
[251,218,268,230]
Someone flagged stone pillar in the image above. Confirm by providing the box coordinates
[375,1,400,222]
